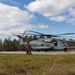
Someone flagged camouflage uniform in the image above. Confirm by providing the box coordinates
[25,40,31,55]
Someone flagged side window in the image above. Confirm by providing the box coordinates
[45,43,49,46]
[54,42,57,46]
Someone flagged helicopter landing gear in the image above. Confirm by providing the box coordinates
[38,50,40,52]
[45,50,48,52]
[64,48,67,52]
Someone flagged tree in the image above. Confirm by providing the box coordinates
[0,39,3,51]
[33,35,37,40]
[10,39,19,51]
[28,36,33,41]
[3,38,19,51]
[24,35,28,42]
[3,38,11,51]
[40,34,44,38]
[66,40,75,46]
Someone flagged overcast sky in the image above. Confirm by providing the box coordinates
[0,0,75,40]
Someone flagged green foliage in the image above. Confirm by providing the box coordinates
[40,34,44,38]
[28,36,33,41]
[0,38,19,51]
[24,35,38,41]
[33,35,38,40]
[24,35,28,42]
[66,40,75,46]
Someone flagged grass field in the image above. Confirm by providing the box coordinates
[0,54,75,75]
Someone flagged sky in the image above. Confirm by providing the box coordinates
[0,0,75,40]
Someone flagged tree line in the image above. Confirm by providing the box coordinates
[0,35,43,51]
[0,35,75,51]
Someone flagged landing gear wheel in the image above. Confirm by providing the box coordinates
[38,50,40,52]
[45,50,48,52]
[64,48,67,52]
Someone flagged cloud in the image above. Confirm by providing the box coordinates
[0,3,49,39]
[38,25,49,29]
[0,3,36,36]
[26,0,75,23]
[0,0,21,5]
[50,16,67,22]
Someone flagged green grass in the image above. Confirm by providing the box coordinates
[0,54,75,75]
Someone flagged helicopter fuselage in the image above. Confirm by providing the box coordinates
[24,38,69,51]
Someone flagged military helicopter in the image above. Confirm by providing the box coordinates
[12,30,75,52]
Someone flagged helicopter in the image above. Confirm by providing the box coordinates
[12,30,75,52]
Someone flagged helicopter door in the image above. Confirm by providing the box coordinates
[53,40,63,50]
[54,42,57,46]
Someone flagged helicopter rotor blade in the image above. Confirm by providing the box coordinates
[29,30,75,37]
[28,30,58,37]
[56,33,75,35]
[27,34,41,36]
[28,30,44,35]
[12,34,22,38]
[12,31,27,39]
[22,31,26,37]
